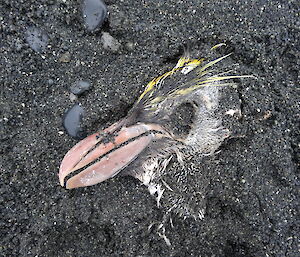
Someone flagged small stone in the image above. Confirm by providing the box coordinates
[101,32,121,52]
[25,26,49,53]
[63,104,86,139]
[59,52,71,63]
[82,0,108,32]
[69,93,78,102]
[48,79,54,85]
[125,42,135,51]
[70,80,91,95]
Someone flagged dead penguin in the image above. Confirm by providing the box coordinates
[59,46,250,223]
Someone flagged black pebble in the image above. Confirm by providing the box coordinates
[82,0,108,32]
[63,104,86,139]
[70,80,91,95]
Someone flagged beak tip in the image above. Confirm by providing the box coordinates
[65,179,81,189]
[59,176,64,187]
[58,167,67,188]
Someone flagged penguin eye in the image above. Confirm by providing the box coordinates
[169,102,195,137]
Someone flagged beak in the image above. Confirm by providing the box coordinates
[59,120,167,189]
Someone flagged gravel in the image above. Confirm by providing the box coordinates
[0,0,299,256]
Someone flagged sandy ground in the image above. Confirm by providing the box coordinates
[1,0,299,256]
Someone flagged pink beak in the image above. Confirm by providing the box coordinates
[59,121,167,189]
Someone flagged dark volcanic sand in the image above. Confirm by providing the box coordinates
[0,1,299,256]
